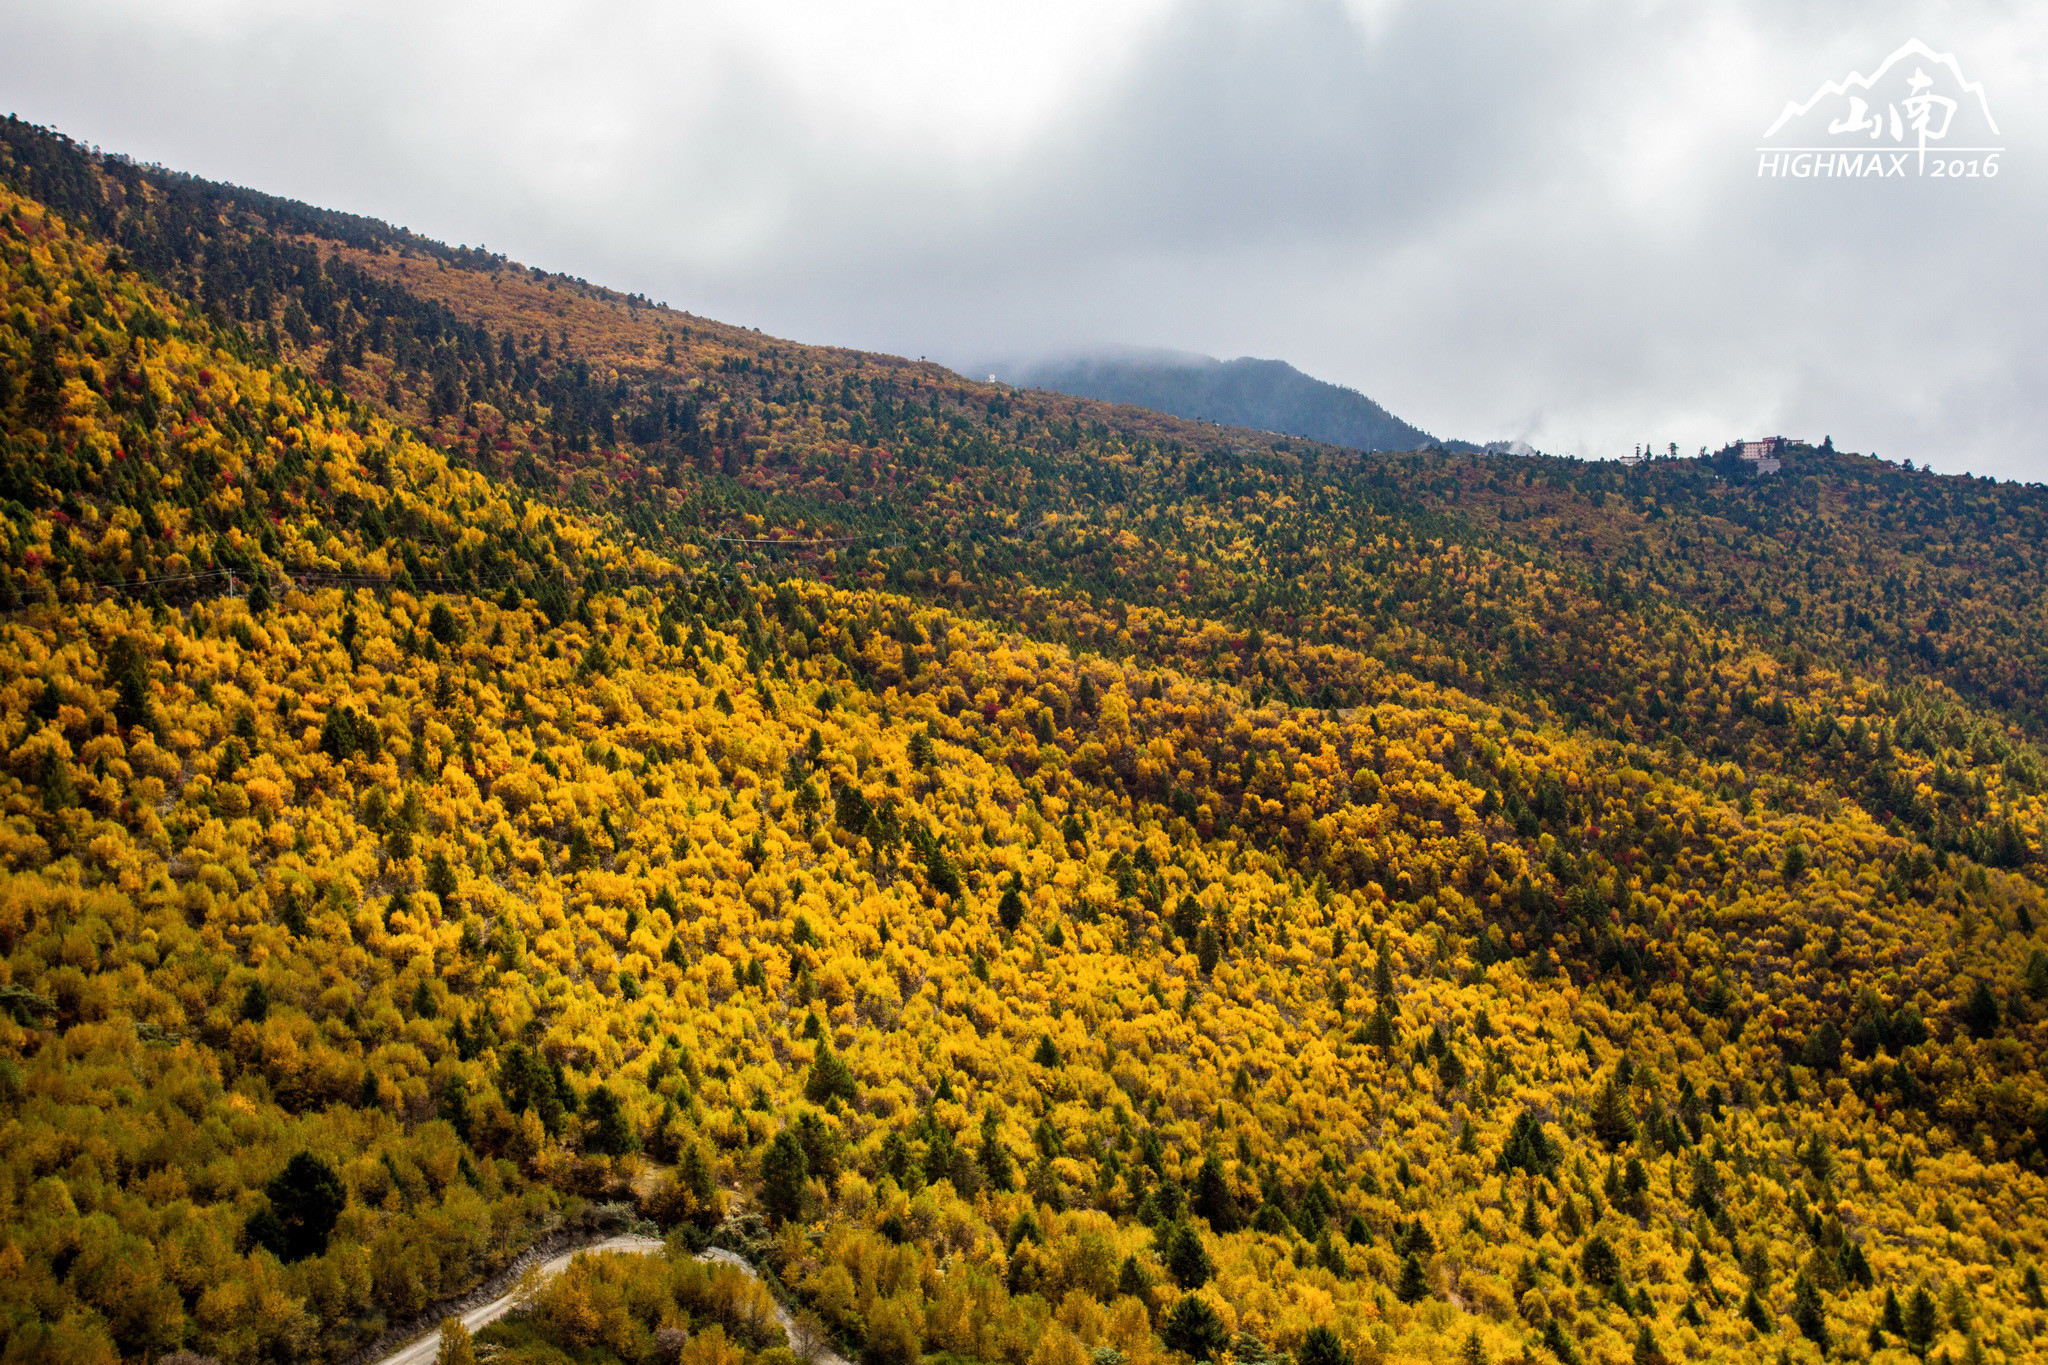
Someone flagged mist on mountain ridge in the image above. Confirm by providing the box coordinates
[981,347,1469,453]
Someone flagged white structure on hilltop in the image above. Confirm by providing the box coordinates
[1739,437,1792,475]
[1618,441,1682,467]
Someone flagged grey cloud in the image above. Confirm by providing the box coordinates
[0,0,2040,475]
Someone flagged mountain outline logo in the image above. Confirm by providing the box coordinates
[1755,38,2003,180]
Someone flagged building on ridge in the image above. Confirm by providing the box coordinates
[1738,437,1792,475]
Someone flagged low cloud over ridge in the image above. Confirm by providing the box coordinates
[2,0,2041,475]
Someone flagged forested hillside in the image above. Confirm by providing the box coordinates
[2,117,2048,1365]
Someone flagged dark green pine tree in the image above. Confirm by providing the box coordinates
[1316,1232,1347,1278]
[1961,980,2001,1038]
[428,600,462,645]
[804,1039,858,1106]
[760,1128,809,1223]
[256,1152,346,1263]
[1590,1073,1638,1149]
[1192,1154,1241,1232]
[1116,1253,1153,1301]
[1520,1192,1544,1238]
[1622,1157,1651,1214]
[425,850,459,902]
[682,1143,720,1227]
[1396,1251,1431,1303]
[1581,1234,1620,1286]
[35,748,76,813]
[1298,1326,1350,1365]
[1161,1293,1229,1359]
[979,1108,1015,1192]
[1903,1283,1940,1354]
[1792,1273,1829,1351]
[998,878,1026,934]
[438,1077,472,1144]
[1497,1108,1561,1177]
[1542,1316,1585,1365]
[1364,999,1397,1049]
[1164,1220,1213,1289]
[582,1084,637,1156]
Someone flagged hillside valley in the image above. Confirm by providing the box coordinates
[0,118,2046,1365]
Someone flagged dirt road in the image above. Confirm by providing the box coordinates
[369,1236,849,1365]
[373,1235,664,1365]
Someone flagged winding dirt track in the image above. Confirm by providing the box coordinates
[373,1236,664,1365]
[369,1238,851,1365]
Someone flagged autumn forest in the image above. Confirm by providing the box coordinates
[1,117,2046,1365]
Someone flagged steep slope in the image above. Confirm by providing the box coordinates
[993,351,1448,455]
[1376,448,2048,739]
[181,225,2048,880]
[5,115,2042,752]
[1,122,2047,1365]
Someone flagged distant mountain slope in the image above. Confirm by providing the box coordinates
[995,350,1459,453]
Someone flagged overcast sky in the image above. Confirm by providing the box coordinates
[3,0,2043,478]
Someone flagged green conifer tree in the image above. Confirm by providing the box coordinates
[1164,1220,1213,1289]
[1397,1251,1431,1302]
[761,1128,809,1223]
